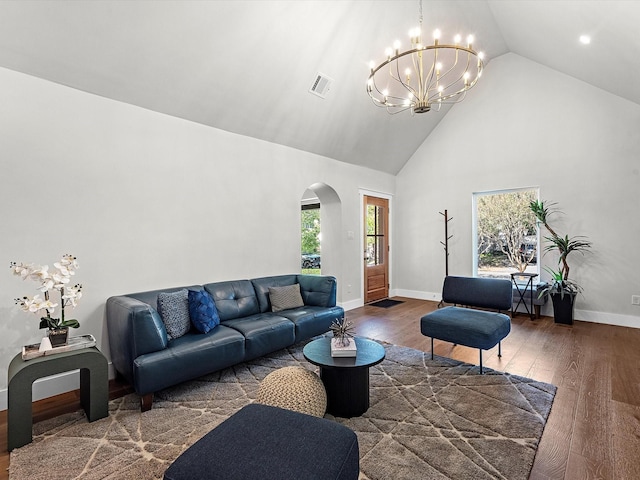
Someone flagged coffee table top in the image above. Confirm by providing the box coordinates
[303,337,385,369]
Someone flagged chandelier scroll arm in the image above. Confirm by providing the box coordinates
[427,49,468,103]
[392,55,419,106]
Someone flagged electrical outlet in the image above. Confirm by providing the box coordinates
[632,295,640,306]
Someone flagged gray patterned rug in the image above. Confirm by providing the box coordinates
[9,341,556,479]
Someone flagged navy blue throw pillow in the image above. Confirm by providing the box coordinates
[188,289,220,334]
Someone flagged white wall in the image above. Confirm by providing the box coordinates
[394,53,640,328]
[0,67,395,401]
[3,51,638,406]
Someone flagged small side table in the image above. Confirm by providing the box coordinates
[303,337,385,418]
[7,346,109,451]
[510,272,539,320]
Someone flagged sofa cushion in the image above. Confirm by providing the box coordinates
[128,285,203,311]
[223,313,295,360]
[204,280,260,321]
[157,289,191,340]
[297,275,337,307]
[188,289,220,334]
[251,275,298,312]
[420,306,511,350]
[442,276,512,311]
[276,305,344,342]
[269,284,304,312]
[133,326,246,395]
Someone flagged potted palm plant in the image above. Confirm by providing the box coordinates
[530,200,591,324]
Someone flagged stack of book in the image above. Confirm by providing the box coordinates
[330,336,357,357]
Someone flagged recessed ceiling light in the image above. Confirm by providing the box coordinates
[579,35,591,45]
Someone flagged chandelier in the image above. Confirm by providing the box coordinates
[367,0,484,115]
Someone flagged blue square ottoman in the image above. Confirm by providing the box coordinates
[164,403,359,480]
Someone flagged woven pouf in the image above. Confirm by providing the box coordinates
[256,366,327,417]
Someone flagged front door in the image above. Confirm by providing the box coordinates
[364,195,389,303]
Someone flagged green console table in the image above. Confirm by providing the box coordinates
[7,347,109,451]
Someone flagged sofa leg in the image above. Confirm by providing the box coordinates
[479,350,483,374]
[498,341,502,358]
[430,337,434,360]
[535,305,541,319]
[140,393,153,412]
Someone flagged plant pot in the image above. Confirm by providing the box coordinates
[551,293,575,325]
[48,327,69,347]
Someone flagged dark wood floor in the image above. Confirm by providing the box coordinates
[1,297,639,479]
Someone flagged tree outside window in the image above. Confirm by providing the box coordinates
[301,205,321,274]
[475,189,538,278]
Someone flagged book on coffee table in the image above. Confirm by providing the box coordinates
[330,337,357,357]
[22,334,97,360]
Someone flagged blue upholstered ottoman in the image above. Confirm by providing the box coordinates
[164,403,359,480]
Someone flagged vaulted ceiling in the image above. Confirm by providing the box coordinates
[1,1,638,174]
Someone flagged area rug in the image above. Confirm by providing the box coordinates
[369,298,404,308]
[9,341,556,480]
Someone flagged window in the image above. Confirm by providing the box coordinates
[473,188,539,279]
[366,204,385,266]
[301,203,321,274]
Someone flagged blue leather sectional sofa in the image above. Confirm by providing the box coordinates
[106,274,343,410]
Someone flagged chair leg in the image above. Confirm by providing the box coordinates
[498,341,502,358]
[479,350,483,374]
[431,337,434,360]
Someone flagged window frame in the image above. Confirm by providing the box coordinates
[472,187,541,279]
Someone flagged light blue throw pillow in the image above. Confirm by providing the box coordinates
[157,289,191,340]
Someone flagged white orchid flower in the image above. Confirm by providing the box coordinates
[51,272,70,289]
[56,255,78,275]
[38,277,54,292]
[62,285,82,307]
[12,262,34,279]
[18,295,57,315]
[29,264,50,283]
[54,263,71,276]
[41,299,58,313]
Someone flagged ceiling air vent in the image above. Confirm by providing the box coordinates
[309,72,334,99]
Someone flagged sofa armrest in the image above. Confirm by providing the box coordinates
[106,295,168,384]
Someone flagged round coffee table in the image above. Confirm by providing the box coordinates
[303,337,385,418]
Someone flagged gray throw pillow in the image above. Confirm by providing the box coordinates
[269,284,305,312]
[157,289,191,340]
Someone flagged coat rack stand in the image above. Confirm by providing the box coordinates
[438,209,453,307]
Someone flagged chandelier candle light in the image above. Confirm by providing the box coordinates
[367,0,484,114]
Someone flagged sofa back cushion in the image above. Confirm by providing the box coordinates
[268,284,305,312]
[297,275,337,307]
[442,276,513,311]
[204,280,260,321]
[251,275,298,312]
[128,285,203,311]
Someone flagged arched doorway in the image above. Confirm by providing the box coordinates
[301,183,342,301]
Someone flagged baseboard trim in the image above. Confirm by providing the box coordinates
[393,289,441,302]
[340,298,363,311]
[574,308,640,329]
